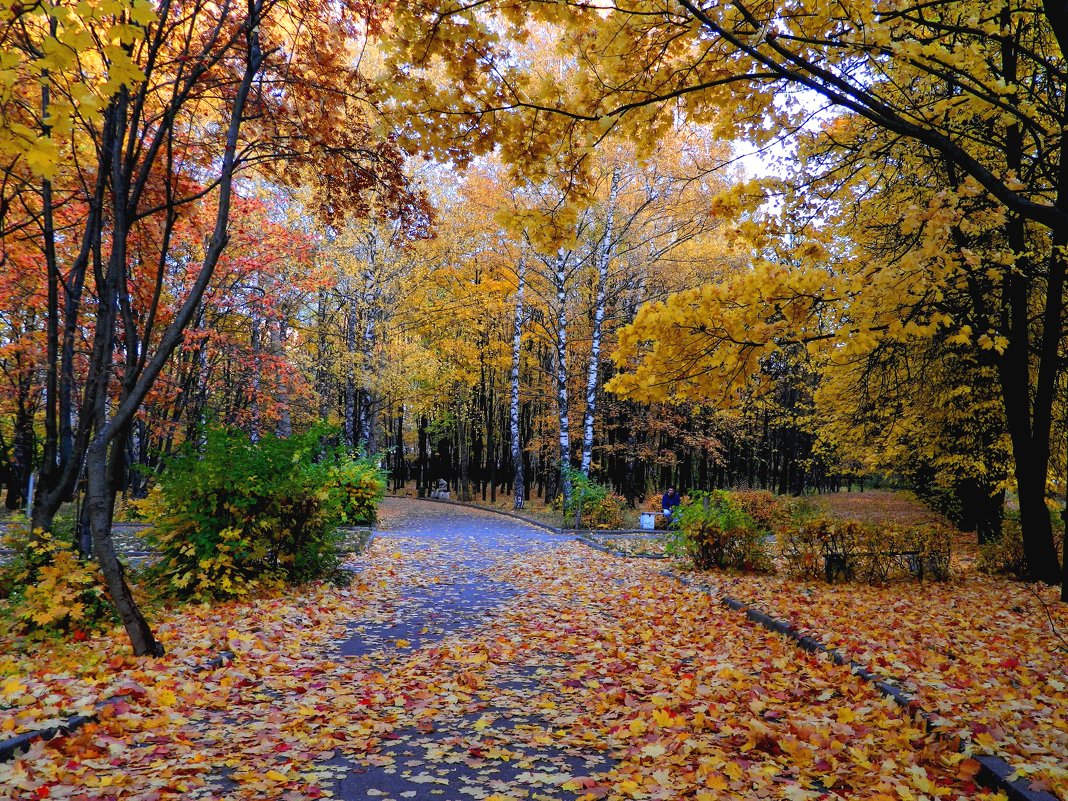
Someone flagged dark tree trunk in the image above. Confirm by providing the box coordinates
[86,440,162,655]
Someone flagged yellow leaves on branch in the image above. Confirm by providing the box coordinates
[0,0,156,177]
[609,256,840,405]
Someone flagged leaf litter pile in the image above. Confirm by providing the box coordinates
[0,501,1028,800]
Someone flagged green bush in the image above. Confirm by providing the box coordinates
[330,456,386,526]
[138,426,376,602]
[667,490,773,572]
[562,467,626,529]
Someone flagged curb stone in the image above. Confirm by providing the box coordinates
[0,650,237,762]
[574,535,667,560]
[669,572,1060,801]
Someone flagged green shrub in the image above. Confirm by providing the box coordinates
[668,490,773,572]
[330,456,386,526]
[562,467,626,530]
[139,426,369,602]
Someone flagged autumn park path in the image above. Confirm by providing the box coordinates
[311,499,982,801]
[2,499,992,800]
[327,499,613,800]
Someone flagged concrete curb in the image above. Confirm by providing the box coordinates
[405,496,672,543]
[574,535,668,560]
[0,650,236,762]
[669,572,1060,801]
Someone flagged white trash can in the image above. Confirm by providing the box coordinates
[639,511,657,530]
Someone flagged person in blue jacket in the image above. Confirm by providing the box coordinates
[661,486,682,520]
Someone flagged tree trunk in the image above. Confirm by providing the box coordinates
[459,402,472,501]
[86,440,163,656]
[994,15,1062,586]
[357,239,381,455]
[316,288,333,421]
[274,316,292,438]
[511,258,526,509]
[344,294,358,449]
[553,250,573,504]
[249,312,262,442]
[581,168,619,476]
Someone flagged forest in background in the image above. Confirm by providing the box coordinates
[1,0,1066,614]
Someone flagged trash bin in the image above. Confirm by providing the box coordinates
[639,511,657,530]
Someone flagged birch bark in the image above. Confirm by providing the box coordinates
[553,249,573,504]
[510,257,526,509]
[580,168,620,476]
[357,234,380,455]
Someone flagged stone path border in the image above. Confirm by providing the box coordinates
[573,534,667,560]
[0,650,235,762]
[412,496,565,533]
[663,569,1059,801]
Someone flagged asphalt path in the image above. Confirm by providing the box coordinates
[329,499,613,801]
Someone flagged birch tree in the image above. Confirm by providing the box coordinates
[510,256,527,508]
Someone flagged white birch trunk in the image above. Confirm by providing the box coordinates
[510,257,526,509]
[249,313,261,442]
[554,249,572,504]
[580,168,620,476]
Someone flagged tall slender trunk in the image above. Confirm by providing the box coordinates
[418,414,429,495]
[394,406,404,490]
[510,257,526,509]
[357,236,380,455]
[82,86,164,656]
[344,289,357,449]
[273,316,292,437]
[194,308,210,447]
[316,288,332,420]
[581,168,619,476]
[995,18,1061,584]
[459,400,472,501]
[553,249,572,503]
[40,20,59,508]
[249,313,262,442]
[85,11,264,655]
[486,372,496,502]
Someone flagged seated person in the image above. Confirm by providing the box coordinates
[661,485,681,520]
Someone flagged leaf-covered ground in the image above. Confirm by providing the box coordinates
[703,569,1067,799]
[0,500,1032,799]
